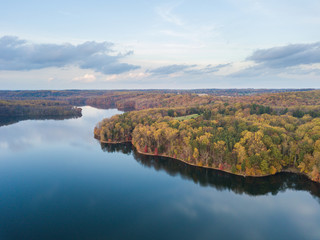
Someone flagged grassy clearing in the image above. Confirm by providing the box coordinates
[174,114,200,121]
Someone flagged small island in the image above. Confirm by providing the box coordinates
[94,90,320,183]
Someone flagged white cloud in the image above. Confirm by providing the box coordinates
[156,2,184,26]
[0,141,9,149]
[104,71,151,82]
[0,36,140,75]
[72,74,96,83]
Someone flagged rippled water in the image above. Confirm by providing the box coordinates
[0,106,320,240]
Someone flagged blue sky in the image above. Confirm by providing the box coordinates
[0,0,320,89]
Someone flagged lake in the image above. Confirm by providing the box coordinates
[0,106,320,240]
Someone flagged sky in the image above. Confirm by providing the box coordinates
[0,0,320,89]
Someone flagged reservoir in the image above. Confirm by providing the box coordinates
[0,106,319,240]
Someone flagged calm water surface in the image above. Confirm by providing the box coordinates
[0,106,320,240]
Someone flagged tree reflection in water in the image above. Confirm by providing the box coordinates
[100,142,320,202]
[0,115,81,127]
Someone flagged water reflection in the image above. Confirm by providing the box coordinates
[100,142,320,201]
[0,107,122,152]
[0,115,81,127]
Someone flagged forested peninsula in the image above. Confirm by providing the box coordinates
[95,90,320,183]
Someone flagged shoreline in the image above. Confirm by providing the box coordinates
[97,138,310,180]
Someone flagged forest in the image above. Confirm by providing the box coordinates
[0,100,82,118]
[94,90,320,183]
[0,88,313,110]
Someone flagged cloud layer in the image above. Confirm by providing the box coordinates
[248,42,320,68]
[147,64,195,75]
[0,36,139,74]
[230,42,320,78]
[148,63,229,75]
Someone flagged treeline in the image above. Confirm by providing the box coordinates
[230,90,320,107]
[1,89,316,112]
[0,90,217,111]
[0,100,82,118]
[0,88,311,99]
[95,90,320,183]
[82,90,320,113]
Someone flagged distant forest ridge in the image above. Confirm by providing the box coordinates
[0,88,315,99]
[0,89,319,124]
[0,88,317,112]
